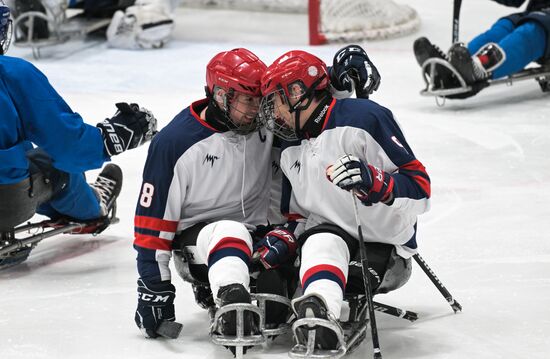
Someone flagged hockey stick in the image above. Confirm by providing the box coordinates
[373,301,418,322]
[452,0,463,43]
[413,254,462,313]
[351,194,382,359]
[157,320,183,339]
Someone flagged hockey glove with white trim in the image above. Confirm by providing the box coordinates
[135,278,176,338]
[331,45,381,98]
[328,154,394,205]
[253,229,297,270]
[97,102,158,157]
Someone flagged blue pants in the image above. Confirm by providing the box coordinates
[468,19,547,79]
[30,149,102,221]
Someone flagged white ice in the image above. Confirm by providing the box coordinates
[1,1,549,358]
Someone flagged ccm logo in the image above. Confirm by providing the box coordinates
[102,122,124,154]
[138,293,171,303]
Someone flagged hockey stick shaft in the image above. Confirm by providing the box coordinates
[351,194,382,359]
[413,254,462,313]
[452,0,463,43]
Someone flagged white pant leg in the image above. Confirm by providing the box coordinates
[299,232,350,317]
[196,220,252,298]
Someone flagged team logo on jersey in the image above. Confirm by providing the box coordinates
[290,160,301,173]
[391,136,405,148]
[203,154,219,167]
[272,160,280,174]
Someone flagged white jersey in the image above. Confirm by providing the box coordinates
[134,99,274,282]
[280,98,431,258]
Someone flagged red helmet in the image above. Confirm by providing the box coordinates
[259,51,329,141]
[206,48,266,97]
[261,50,329,98]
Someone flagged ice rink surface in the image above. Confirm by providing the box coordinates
[1,1,549,358]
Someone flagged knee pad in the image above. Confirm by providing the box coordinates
[298,223,358,258]
[173,223,209,284]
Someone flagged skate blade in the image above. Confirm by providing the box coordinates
[210,303,265,349]
[420,58,472,97]
[289,317,347,359]
[252,293,292,337]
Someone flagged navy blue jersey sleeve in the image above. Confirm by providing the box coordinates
[3,57,107,172]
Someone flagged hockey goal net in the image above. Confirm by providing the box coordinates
[179,0,420,45]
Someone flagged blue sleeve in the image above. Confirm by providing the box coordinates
[5,58,108,173]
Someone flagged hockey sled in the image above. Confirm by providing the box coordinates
[210,293,293,358]
[288,293,418,359]
[420,58,550,103]
[12,4,111,58]
[0,206,119,269]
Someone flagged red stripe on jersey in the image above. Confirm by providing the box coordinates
[400,159,431,197]
[284,213,305,221]
[301,264,347,288]
[135,216,179,232]
[134,233,173,251]
[209,237,252,258]
[191,99,219,132]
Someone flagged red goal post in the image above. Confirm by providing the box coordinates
[179,0,420,45]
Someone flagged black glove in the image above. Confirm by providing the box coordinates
[331,45,381,98]
[135,278,176,338]
[253,228,297,269]
[327,154,394,205]
[97,102,158,157]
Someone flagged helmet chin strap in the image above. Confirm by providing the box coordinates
[286,74,327,140]
[204,86,235,132]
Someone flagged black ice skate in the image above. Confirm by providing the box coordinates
[211,283,264,358]
[448,42,488,84]
[71,163,122,234]
[290,293,346,359]
[413,37,460,90]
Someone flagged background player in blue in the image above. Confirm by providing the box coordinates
[414,0,550,94]
[259,50,431,353]
[0,2,157,239]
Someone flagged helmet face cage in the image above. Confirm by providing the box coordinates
[0,2,12,55]
[260,81,308,141]
[212,85,262,135]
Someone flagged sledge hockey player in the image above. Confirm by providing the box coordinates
[259,50,430,356]
[0,1,158,267]
[10,0,174,50]
[414,0,550,98]
[132,45,381,356]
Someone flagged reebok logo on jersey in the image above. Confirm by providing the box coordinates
[313,104,329,124]
[203,154,219,167]
[290,160,301,173]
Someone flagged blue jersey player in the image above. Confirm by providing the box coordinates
[414,0,550,96]
[0,1,157,240]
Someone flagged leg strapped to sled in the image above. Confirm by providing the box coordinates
[0,206,119,269]
[420,57,550,103]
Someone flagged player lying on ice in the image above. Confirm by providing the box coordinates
[414,0,550,99]
[259,49,431,358]
[0,1,158,268]
[132,45,381,358]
